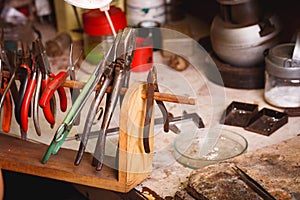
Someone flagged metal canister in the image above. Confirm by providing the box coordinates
[264,43,300,108]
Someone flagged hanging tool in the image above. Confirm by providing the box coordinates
[17,45,32,139]
[41,27,122,164]
[152,66,169,133]
[33,64,42,136]
[92,28,135,171]
[74,28,135,166]
[0,77,12,133]
[119,28,136,105]
[36,39,67,126]
[35,39,57,127]
[142,67,155,154]
[66,111,204,141]
[0,32,19,115]
[38,68,68,117]
[20,46,38,133]
[68,44,82,125]
[39,44,82,115]
[74,32,121,166]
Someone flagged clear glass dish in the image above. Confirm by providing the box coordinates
[174,126,248,169]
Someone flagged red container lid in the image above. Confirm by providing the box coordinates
[82,6,127,36]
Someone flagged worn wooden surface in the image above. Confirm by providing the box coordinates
[176,135,300,199]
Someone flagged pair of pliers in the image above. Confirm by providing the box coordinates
[93,28,136,171]
[36,39,67,127]
[152,66,170,133]
[41,37,111,164]
[68,44,82,125]
[74,28,136,167]
[42,28,136,165]
[20,44,38,133]
[143,67,155,153]
[15,44,32,139]
[0,39,20,135]
[0,75,12,133]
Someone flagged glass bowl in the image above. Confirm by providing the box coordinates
[174,126,248,169]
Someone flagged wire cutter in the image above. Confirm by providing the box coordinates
[41,31,119,164]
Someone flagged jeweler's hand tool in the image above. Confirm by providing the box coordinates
[41,33,117,164]
[74,60,117,165]
[33,65,42,136]
[35,39,58,127]
[93,60,126,171]
[68,44,82,125]
[152,66,169,133]
[119,28,136,106]
[39,69,68,113]
[75,29,135,167]
[67,111,203,141]
[142,67,155,154]
[38,44,82,121]
[21,51,38,133]
[92,28,136,171]
[232,166,276,200]
[0,36,19,117]
[1,77,12,133]
[14,44,32,129]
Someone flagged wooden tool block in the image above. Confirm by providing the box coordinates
[0,82,154,193]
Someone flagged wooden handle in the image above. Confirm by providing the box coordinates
[64,80,196,105]
[2,71,196,105]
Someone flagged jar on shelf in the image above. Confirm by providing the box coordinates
[264,43,300,108]
[125,0,166,27]
[82,6,127,64]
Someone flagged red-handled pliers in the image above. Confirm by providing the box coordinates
[39,71,68,113]
[20,55,37,133]
[36,40,67,126]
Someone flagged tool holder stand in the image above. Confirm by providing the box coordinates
[0,82,154,193]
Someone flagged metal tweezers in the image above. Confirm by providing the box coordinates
[232,166,276,200]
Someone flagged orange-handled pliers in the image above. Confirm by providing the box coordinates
[1,77,12,133]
